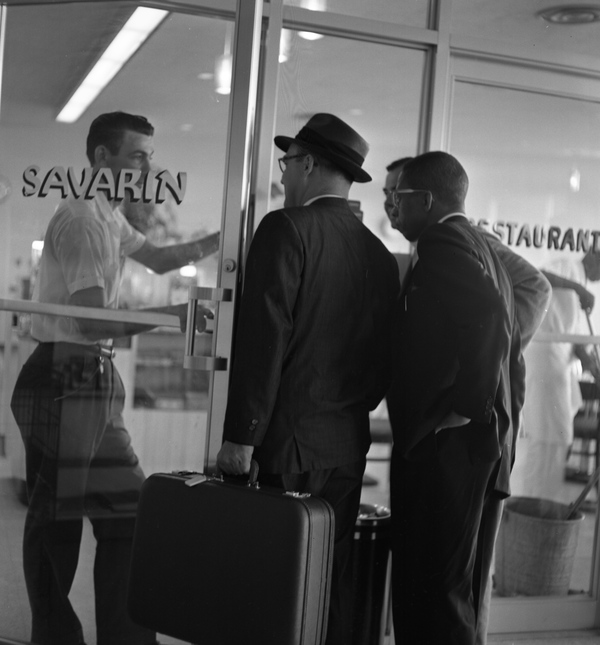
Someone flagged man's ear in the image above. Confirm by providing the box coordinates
[94,145,109,166]
[304,154,316,174]
[424,192,433,211]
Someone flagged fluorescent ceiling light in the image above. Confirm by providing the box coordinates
[56,8,168,123]
[214,53,232,95]
[298,0,325,40]
[298,31,324,40]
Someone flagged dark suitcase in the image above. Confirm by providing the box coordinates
[127,469,335,645]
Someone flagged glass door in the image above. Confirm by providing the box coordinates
[448,52,600,633]
[0,0,261,642]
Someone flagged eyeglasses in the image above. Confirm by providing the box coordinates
[392,189,433,207]
[278,154,306,173]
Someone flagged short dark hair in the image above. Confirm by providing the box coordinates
[86,111,154,164]
[400,151,468,205]
[386,157,413,173]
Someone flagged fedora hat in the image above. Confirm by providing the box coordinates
[274,113,372,183]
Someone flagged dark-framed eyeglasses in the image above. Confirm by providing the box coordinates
[392,189,433,207]
[278,154,306,173]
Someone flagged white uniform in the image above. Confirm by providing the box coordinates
[31,192,145,344]
[512,256,585,502]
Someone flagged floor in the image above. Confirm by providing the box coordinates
[1,445,600,645]
[488,633,600,644]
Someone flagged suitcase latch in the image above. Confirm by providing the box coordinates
[185,474,208,487]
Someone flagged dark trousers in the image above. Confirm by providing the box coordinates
[261,458,366,645]
[11,342,156,645]
[474,494,504,645]
[391,427,498,645]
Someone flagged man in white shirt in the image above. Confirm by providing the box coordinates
[513,250,600,502]
[11,112,217,645]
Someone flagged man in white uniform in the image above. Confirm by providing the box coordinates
[513,250,600,502]
[11,112,217,645]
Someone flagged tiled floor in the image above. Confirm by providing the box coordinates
[1,448,600,645]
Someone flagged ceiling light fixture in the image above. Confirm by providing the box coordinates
[179,265,197,278]
[215,23,233,95]
[56,8,168,123]
[298,0,325,40]
[279,29,292,62]
[537,5,600,24]
[570,167,581,192]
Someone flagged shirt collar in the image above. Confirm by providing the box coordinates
[414,213,468,258]
[303,194,346,206]
[438,212,468,224]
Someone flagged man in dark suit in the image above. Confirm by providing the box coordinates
[386,151,524,644]
[216,113,400,645]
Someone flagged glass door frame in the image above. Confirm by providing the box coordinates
[0,0,266,475]
[444,48,600,633]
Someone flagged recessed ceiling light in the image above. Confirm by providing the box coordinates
[538,5,600,24]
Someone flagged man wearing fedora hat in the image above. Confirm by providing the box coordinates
[217,113,400,644]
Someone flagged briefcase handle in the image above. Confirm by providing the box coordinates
[248,459,259,486]
[213,459,260,488]
[185,461,259,489]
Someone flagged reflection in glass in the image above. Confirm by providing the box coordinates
[0,5,230,642]
[284,0,430,28]
[451,80,600,599]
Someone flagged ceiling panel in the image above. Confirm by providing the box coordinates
[451,0,600,61]
[5,3,135,111]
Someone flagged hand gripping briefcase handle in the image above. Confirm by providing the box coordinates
[184,461,313,500]
[184,285,232,371]
[184,459,260,488]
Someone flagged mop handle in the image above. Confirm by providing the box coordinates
[585,308,600,369]
[566,464,600,520]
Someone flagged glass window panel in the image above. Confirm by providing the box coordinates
[274,31,426,256]
[450,80,600,602]
[0,4,230,642]
[284,0,430,28]
[451,0,600,62]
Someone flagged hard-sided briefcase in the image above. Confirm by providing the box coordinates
[127,468,335,645]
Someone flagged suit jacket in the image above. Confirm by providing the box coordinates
[482,232,552,493]
[387,218,521,491]
[223,197,400,474]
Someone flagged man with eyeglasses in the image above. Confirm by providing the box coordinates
[386,151,524,645]
[216,113,400,645]
[383,156,412,229]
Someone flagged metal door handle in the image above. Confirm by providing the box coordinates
[184,286,233,371]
